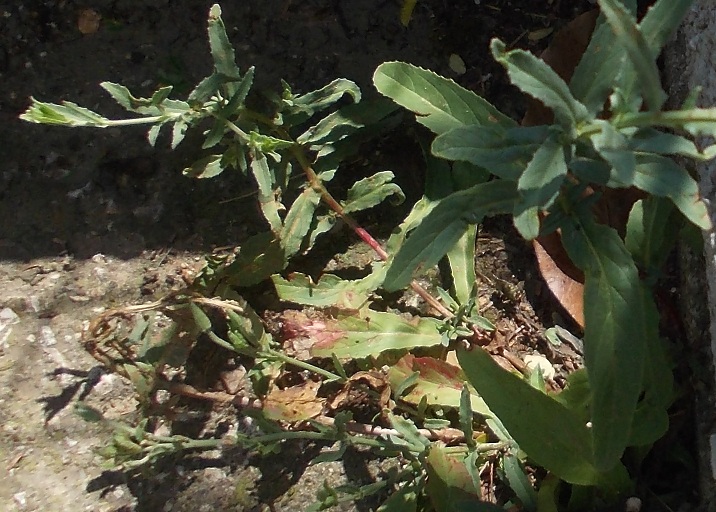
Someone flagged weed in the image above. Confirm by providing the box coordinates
[21,0,716,509]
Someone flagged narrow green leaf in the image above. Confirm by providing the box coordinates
[384,181,518,291]
[446,225,477,305]
[222,232,287,287]
[282,78,361,126]
[631,154,710,230]
[570,1,637,115]
[388,413,430,451]
[19,99,111,127]
[513,136,568,239]
[280,187,321,257]
[458,347,601,485]
[182,154,224,178]
[629,128,711,160]
[373,62,515,135]
[589,120,635,186]
[207,4,241,81]
[377,483,418,512]
[250,151,283,233]
[639,0,693,57]
[459,384,476,450]
[597,0,666,111]
[272,268,384,309]
[342,171,405,214]
[561,214,649,470]
[297,97,399,146]
[432,125,550,181]
[309,311,444,359]
[502,454,537,511]
[490,39,589,131]
[625,197,679,272]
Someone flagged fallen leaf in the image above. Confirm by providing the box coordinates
[263,380,322,422]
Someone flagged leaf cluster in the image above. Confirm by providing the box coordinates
[20,1,714,510]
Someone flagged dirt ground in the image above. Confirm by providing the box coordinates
[0,1,666,511]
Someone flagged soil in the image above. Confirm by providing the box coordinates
[0,1,693,512]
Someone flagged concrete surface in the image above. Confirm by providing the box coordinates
[665,2,716,509]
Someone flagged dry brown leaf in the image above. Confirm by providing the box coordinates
[77,8,102,35]
[263,380,322,422]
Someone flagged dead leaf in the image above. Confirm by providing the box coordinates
[534,231,585,328]
[77,8,102,35]
[328,371,391,412]
[263,380,322,422]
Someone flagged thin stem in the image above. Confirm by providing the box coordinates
[265,349,343,382]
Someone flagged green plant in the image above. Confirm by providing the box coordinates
[21,0,716,510]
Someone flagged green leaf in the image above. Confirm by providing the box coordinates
[75,403,105,423]
[597,0,666,111]
[19,98,111,127]
[250,151,283,233]
[385,354,492,417]
[222,232,287,287]
[458,347,601,485]
[426,444,489,512]
[373,62,515,135]
[309,311,444,359]
[570,1,637,115]
[377,482,418,512]
[101,82,190,117]
[490,39,589,132]
[631,154,710,230]
[207,4,241,83]
[388,413,430,451]
[446,225,477,305]
[297,97,400,146]
[282,78,361,126]
[513,136,568,240]
[342,171,405,214]
[589,120,635,186]
[272,268,385,310]
[280,187,322,257]
[432,125,550,181]
[502,454,537,511]
[561,214,649,471]
[384,181,518,291]
[182,154,224,178]
[625,197,680,273]
[629,128,711,160]
[459,384,476,450]
[639,0,695,57]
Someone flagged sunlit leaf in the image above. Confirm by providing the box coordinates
[458,346,602,485]
[272,267,385,309]
[432,125,549,181]
[384,181,518,291]
[309,312,444,359]
[282,78,361,126]
[386,354,492,417]
[446,225,477,305]
[426,444,488,512]
[19,99,111,127]
[182,154,224,178]
[280,187,322,257]
[373,62,515,135]
[342,171,405,214]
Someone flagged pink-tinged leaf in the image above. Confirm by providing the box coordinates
[309,311,444,359]
[426,443,500,512]
[387,355,491,417]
